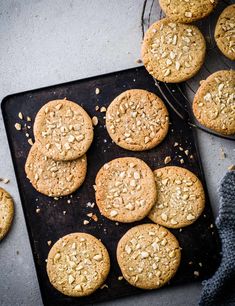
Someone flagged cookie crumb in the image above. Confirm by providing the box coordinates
[194,271,200,277]
[100,106,106,113]
[25,133,29,138]
[180,158,184,164]
[135,58,142,64]
[174,142,179,147]
[95,105,99,111]
[47,240,52,246]
[199,262,203,267]
[91,214,98,222]
[28,138,33,146]
[14,123,21,130]
[18,112,23,120]
[0,178,10,184]
[67,199,71,204]
[118,276,123,280]
[228,165,235,171]
[164,156,171,164]
[87,213,93,218]
[36,208,40,213]
[95,88,100,95]
[26,116,31,122]
[83,220,89,225]
[185,150,189,156]
[63,210,66,215]
[100,284,108,289]
[92,116,98,126]
[54,197,59,200]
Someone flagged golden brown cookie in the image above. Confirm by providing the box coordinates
[148,166,205,228]
[215,4,235,61]
[142,19,206,83]
[106,89,169,151]
[117,223,181,289]
[47,232,110,297]
[159,0,217,23]
[95,157,157,223]
[193,70,235,135]
[25,143,87,197]
[0,188,14,241]
[34,99,93,161]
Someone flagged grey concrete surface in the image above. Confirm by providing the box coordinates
[0,1,234,306]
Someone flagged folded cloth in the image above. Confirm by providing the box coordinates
[199,170,235,306]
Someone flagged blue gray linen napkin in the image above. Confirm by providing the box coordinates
[199,170,235,306]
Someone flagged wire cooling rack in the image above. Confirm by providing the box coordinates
[141,0,235,140]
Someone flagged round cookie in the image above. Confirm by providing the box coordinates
[215,4,235,61]
[159,0,217,23]
[95,157,157,223]
[34,99,93,161]
[47,232,110,297]
[25,143,87,197]
[106,89,169,151]
[193,70,235,135]
[0,188,14,241]
[148,166,205,228]
[117,223,181,289]
[142,19,206,83]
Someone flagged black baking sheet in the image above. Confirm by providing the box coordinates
[1,67,221,306]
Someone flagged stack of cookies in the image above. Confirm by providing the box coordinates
[25,99,94,197]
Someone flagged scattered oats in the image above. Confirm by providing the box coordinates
[199,262,203,267]
[18,112,23,120]
[180,158,184,164]
[63,210,66,215]
[47,240,52,246]
[26,116,31,122]
[185,150,189,156]
[67,199,71,204]
[92,116,98,126]
[83,220,89,225]
[228,165,235,171]
[26,133,29,138]
[54,197,59,200]
[100,106,106,112]
[28,138,33,146]
[164,156,171,164]
[14,123,21,130]
[174,142,179,147]
[95,88,100,95]
[118,276,123,281]
[36,208,40,213]
[95,105,99,111]
[93,184,97,191]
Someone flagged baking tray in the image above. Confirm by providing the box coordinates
[1,67,221,306]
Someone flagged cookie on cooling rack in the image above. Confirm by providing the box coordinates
[25,143,87,197]
[148,166,205,228]
[106,89,169,151]
[95,157,157,223]
[0,188,14,241]
[47,232,110,297]
[193,70,235,135]
[34,99,93,161]
[142,18,206,83]
[117,223,181,289]
[159,0,217,23]
[215,4,235,61]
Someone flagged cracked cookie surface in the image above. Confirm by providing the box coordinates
[95,157,157,223]
[193,70,235,135]
[117,223,181,289]
[142,19,206,83]
[106,89,169,151]
[47,232,110,297]
[148,166,205,228]
[34,99,93,161]
[25,143,87,197]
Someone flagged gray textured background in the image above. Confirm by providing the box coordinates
[0,1,234,306]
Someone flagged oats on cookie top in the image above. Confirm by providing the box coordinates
[142,19,206,83]
[25,143,87,197]
[193,70,235,135]
[95,157,157,223]
[106,89,169,151]
[159,0,217,23]
[148,166,205,228]
[34,99,93,161]
[47,233,110,297]
[215,4,235,61]
[117,224,181,289]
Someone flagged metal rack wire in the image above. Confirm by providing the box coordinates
[141,0,235,141]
